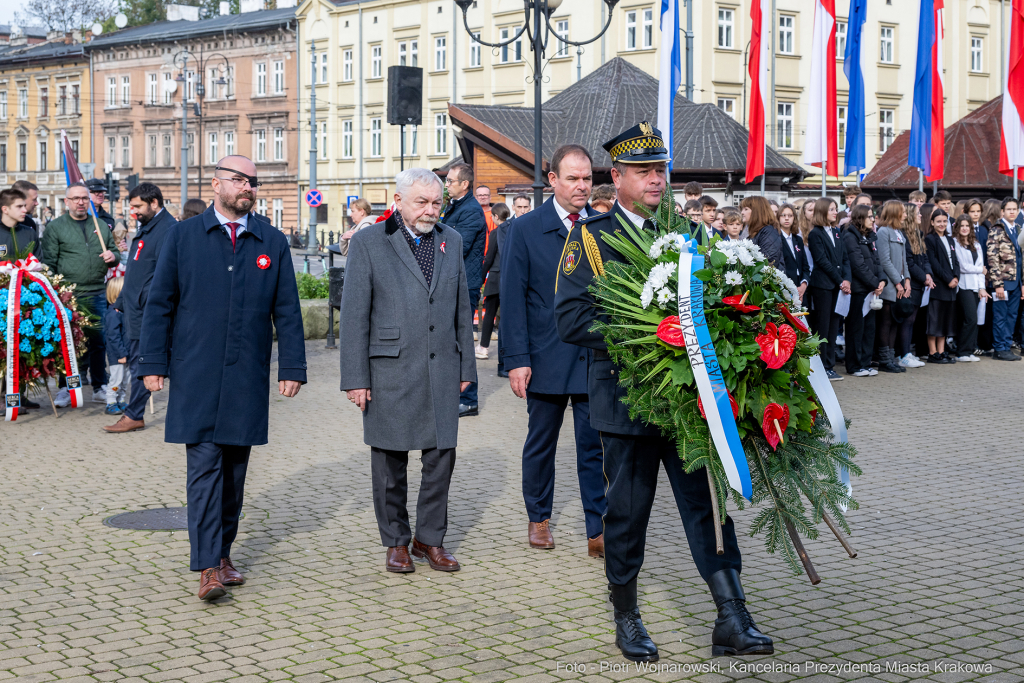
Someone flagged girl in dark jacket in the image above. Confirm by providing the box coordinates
[740,196,783,266]
[898,202,932,367]
[923,207,960,363]
[806,197,851,380]
[842,205,886,376]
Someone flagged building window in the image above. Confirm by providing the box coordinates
[107,78,116,107]
[320,52,328,83]
[435,112,447,155]
[57,84,66,115]
[343,50,353,81]
[0,143,6,171]
[147,73,157,104]
[718,8,734,49]
[470,32,482,66]
[717,97,735,120]
[776,102,794,149]
[971,37,983,72]
[399,41,408,66]
[121,76,130,106]
[107,136,116,166]
[410,40,418,67]
[225,131,234,156]
[553,22,569,58]
[148,134,157,166]
[0,92,6,119]
[319,121,328,160]
[879,108,894,151]
[209,132,218,164]
[256,129,266,162]
[435,36,447,71]
[500,28,522,63]
[19,142,27,172]
[187,133,194,165]
[273,198,283,226]
[121,135,130,168]
[371,117,382,157]
[880,26,894,63]
[625,10,637,50]
[778,15,794,55]
[837,105,847,150]
[642,9,653,49]
[836,21,847,60]
[163,73,173,104]
[273,60,284,94]
[401,125,418,155]
[162,134,171,166]
[274,127,284,161]
[72,84,79,113]
[207,68,219,99]
[343,119,353,158]
[38,141,47,171]
[371,45,382,78]
[39,87,48,118]
[226,66,235,98]
[17,88,27,118]
[257,198,267,216]
[256,63,267,96]
[186,70,195,101]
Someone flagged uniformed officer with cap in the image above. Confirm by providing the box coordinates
[85,178,116,229]
[554,122,773,662]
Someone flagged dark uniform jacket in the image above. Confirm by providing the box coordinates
[553,203,659,436]
[925,233,961,302]
[807,224,852,290]
[779,231,810,285]
[122,208,177,340]
[500,198,592,395]
[440,193,487,291]
[0,222,37,260]
[842,227,884,294]
[137,206,307,446]
[94,206,116,229]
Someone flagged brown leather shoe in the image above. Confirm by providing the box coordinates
[197,567,226,601]
[385,546,415,573]
[528,520,555,549]
[219,557,244,585]
[411,538,460,571]
[588,534,604,558]
[103,416,145,433]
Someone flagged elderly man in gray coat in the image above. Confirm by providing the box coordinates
[339,167,477,574]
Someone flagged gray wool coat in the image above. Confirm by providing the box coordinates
[338,215,477,451]
[875,225,911,302]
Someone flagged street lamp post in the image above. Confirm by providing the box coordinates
[173,49,229,205]
[453,0,619,207]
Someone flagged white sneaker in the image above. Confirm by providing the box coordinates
[957,354,980,362]
[851,369,871,377]
[92,385,108,403]
[899,353,925,368]
[867,368,878,376]
[53,388,71,408]
[475,345,489,360]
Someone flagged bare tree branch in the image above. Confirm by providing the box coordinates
[15,0,113,34]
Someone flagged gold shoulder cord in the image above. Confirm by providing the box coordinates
[581,226,605,277]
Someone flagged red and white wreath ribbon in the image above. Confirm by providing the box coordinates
[3,255,83,421]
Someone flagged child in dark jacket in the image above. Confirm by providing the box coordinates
[103,277,128,414]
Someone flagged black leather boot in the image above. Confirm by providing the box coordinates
[707,569,774,656]
[609,581,659,662]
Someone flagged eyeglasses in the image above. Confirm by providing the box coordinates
[67,196,90,203]
[215,175,263,189]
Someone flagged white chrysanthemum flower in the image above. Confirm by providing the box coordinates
[656,288,675,307]
[647,262,677,290]
[736,247,755,267]
[725,271,743,285]
[649,242,663,259]
[640,282,655,309]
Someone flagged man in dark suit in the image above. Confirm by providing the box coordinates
[554,123,772,663]
[500,144,606,557]
[104,183,177,433]
[138,155,307,601]
[440,162,486,417]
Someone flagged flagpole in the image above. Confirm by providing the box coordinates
[1016,166,1019,199]
[919,168,924,192]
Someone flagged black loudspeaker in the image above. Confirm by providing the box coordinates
[387,66,423,126]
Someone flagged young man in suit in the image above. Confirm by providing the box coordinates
[554,122,773,663]
[499,144,606,557]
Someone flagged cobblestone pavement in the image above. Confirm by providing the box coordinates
[2,343,1023,683]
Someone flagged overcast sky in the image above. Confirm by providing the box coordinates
[1,2,26,25]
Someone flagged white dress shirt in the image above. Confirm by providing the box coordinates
[554,200,588,229]
[213,208,249,239]
[782,231,809,284]
[618,204,647,230]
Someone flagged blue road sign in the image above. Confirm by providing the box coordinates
[305,189,323,207]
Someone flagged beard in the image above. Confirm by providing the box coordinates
[223,190,255,214]
[137,210,156,226]
[411,216,437,235]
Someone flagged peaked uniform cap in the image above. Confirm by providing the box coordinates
[602,121,672,164]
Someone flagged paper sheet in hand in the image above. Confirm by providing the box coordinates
[862,293,877,317]
[834,291,851,317]
[920,287,931,308]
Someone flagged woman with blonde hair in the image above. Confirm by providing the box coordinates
[806,197,850,380]
[340,198,375,256]
[895,202,931,367]
[874,200,914,371]
[739,196,783,266]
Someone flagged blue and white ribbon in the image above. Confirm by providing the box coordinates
[806,355,852,508]
[676,243,754,500]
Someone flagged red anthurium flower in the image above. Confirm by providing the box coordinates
[777,303,810,333]
[756,322,797,369]
[762,403,790,450]
[721,290,761,314]
[698,392,740,420]
[656,316,686,347]
[809,407,819,423]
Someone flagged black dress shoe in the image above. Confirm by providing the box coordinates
[458,403,479,417]
[708,569,774,657]
[609,582,659,662]
[19,395,39,409]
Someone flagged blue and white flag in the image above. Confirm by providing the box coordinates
[657,0,681,172]
[843,0,867,175]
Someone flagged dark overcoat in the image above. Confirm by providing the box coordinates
[137,206,307,446]
[338,215,477,451]
[122,208,177,340]
[499,197,591,395]
[440,193,487,290]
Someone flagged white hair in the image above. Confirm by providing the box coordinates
[396,167,443,197]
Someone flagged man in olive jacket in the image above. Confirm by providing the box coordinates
[42,182,118,402]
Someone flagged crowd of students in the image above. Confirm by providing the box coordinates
[676,181,1024,380]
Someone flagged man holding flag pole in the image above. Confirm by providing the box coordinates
[41,131,118,406]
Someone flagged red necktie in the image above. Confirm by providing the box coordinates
[567,213,580,226]
[225,222,240,251]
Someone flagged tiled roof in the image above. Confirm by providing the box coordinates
[863,96,1013,192]
[452,57,802,175]
[85,7,296,50]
